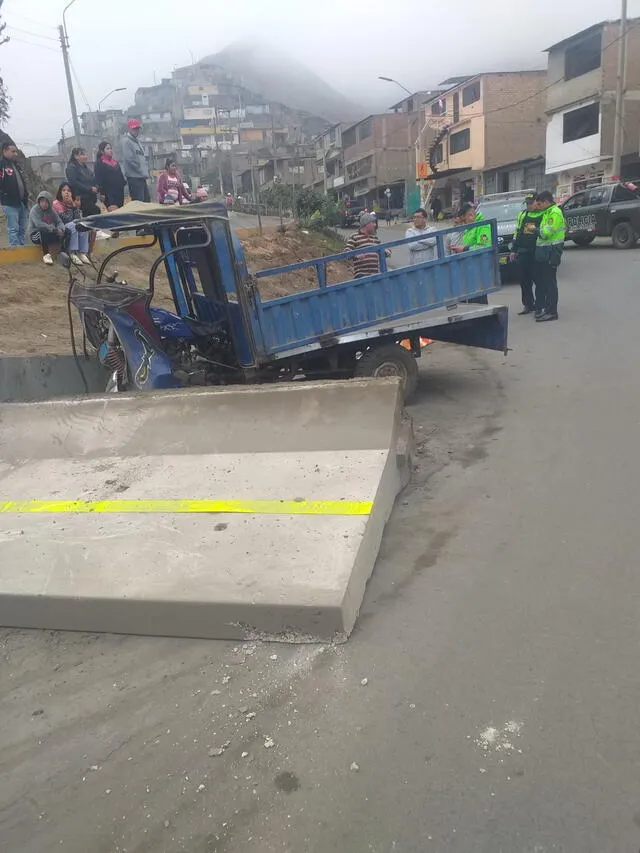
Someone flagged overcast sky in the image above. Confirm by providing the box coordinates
[1,0,637,153]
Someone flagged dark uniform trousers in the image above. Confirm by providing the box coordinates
[532,246,562,315]
[518,251,536,311]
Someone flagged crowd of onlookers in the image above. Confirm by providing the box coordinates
[0,118,211,265]
[346,191,566,322]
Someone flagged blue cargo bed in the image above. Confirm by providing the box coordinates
[250,225,503,360]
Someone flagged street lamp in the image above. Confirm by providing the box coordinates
[98,88,126,111]
[378,76,413,97]
[378,76,418,214]
[62,0,80,41]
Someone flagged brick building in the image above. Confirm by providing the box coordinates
[417,71,547,210]
[544,18,640,198]
[339,112,415,209]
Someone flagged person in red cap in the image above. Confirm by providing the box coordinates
[123,118,150,202]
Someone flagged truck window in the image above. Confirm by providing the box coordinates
[585,186,609,205]
[612,184,639,202]
[563,191,587,211]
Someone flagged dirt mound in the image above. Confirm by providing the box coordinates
[243,230,350,300]
[0,230,351,356]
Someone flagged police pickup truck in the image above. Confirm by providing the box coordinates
[561,181,640,249]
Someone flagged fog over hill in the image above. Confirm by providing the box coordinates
[201,42,364,124]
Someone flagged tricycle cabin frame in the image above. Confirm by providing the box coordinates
[79,204,507,386]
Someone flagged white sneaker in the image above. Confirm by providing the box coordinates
[79,253,91,265]
[42,253,54,265]
[70,253,83,266]
[96,230,112,240]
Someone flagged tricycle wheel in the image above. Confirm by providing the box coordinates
[354,343,419,400]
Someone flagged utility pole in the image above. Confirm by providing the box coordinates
[612,0,628,179]
[291,146,298,221]
[249,152,262,235]
[58,25,81,144]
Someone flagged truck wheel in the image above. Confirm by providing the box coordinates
[354,343,419,400]
[572,235,595,247]
[612,221,637,249]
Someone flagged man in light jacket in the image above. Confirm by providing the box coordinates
[405,208,438,264]
[122,118,150,202]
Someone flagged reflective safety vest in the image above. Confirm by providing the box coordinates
[462,212,492,250]
[513,209,542,251]
[537,204,566,246]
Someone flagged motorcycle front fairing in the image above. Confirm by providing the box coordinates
[71,281,181,391]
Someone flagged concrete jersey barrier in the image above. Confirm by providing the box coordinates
[0,379,412,642]
[0,355,110,402]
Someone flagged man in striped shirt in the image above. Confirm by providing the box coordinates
[345,212,390,278]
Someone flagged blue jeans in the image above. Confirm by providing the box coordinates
[3,203,27,246]
[64,220,89,253]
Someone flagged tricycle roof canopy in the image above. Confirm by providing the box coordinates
[80,200,229,232]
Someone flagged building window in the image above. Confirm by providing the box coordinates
[449,128,470,154]
[432,143,443,164]
[562,102,599,143]
[342,127,356,149]
[346,155,373,181]
[462,82,480,107]
[431,98,446,116]
[564,32,602,80]
[358,118,372,141]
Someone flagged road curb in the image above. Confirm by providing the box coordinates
[0,228,266,265]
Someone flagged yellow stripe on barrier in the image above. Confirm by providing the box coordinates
[0,499,372,516]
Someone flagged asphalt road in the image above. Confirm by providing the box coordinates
[2,242,640,852]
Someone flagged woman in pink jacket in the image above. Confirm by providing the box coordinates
[156,158,191,205]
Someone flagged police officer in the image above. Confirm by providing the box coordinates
[510,192,541,315]
[532,191,566,322]
[450,203,492,304]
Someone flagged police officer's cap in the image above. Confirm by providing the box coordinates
[524,192,536,202]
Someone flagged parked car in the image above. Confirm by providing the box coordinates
[561,181,640,249]
[476,190,535,278]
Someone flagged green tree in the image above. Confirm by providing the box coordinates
[260,183,340,228]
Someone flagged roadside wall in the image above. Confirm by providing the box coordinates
[0,355,109,402]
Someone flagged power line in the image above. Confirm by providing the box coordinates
[70,59,92,113]
[5,35,58,52]
[4,9,57,30]
[425,22,639,123]
[344,23,639,157]
[6,25,58,42]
